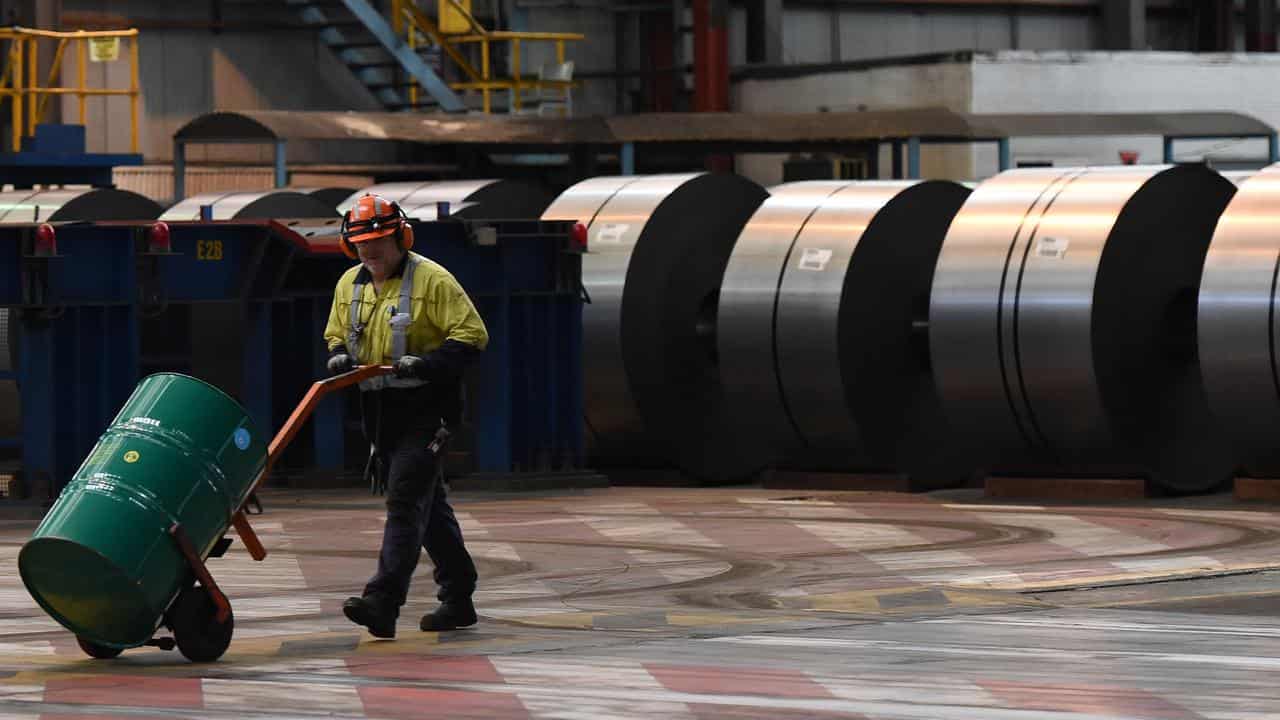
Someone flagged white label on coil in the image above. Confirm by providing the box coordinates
[1035,236,1069,260]
[595,223,629,245]
[797,247,833,272]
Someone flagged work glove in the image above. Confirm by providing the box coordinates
[327,352,354,376]
[393,354,428,380]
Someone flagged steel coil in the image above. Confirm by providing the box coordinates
[1199,162,1280,477]
[0,188,161,223]
[343,180,555,221]
[543,173,769,478]
[292,186,357,211]
[929,165,1236,492]
[719,182,851,475]
[161,190,339,220]
[719,180,972,486]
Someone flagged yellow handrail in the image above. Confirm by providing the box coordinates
[0,27,140,153]
[3,27,139,39]
[399,1,481,83]
[393,0,582,114]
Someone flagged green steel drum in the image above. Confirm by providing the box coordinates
[18,373,267,648]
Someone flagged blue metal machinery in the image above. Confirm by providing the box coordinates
[0,124,142,188]
[0,216,585,497]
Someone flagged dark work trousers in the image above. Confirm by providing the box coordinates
[360,385,477,612]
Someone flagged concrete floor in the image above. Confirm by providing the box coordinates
[1,485,1279,719]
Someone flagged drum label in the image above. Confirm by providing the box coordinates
[797,247,833,272]
[1035,236,1069,260]
[595,223,629,245]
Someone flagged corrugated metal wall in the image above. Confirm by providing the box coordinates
[113,166,273,206]
[112,166,375,206]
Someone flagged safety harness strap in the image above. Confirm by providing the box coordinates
[390,256,417,362]
[348,255,427,391]
[347,278,366,361]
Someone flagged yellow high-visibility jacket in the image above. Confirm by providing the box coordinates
[324,252,488,366]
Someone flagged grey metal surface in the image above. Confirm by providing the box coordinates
[175,108,1276,147]
[930,165,1235,490]
[343,180,554,220]
[780,181,971,485]
[339,180,442,212]
[161,191,338,220]
[720,180,970,484]
[1220,170,1256,186]
[612,174,773,480]
[932,167,1132,466]
[542,173,770,479]
[289,186,357,211]
[718,181,854,471]
[0,189,84,223]
[779,182,908,457]
[0,189,161,224]
[1199,163,1280,476]
[542,175,666,464]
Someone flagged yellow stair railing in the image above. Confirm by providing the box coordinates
[0,27,139,153]
[392,0,582,114]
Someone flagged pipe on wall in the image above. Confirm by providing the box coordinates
[693,0,730,113]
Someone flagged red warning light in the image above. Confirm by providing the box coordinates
[148,221,171,254]
[571,222,588,250]
[33,223,56,257]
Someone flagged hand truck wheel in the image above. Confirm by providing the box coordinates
[168,584,234,663]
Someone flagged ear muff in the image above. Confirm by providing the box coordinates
[339,208,358,259]
[397,205,414,251]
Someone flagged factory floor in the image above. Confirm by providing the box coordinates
[1,485,1278,719]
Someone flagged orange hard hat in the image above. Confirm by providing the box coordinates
[339,193,414,259]
[342,194,404,245]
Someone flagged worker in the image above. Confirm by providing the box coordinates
[323,193,489,638]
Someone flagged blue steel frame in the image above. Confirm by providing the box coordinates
[0,218,584,495]
[883,131,1280,179]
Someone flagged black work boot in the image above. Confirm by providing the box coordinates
[343,596,397,639]
[420,599,477,631]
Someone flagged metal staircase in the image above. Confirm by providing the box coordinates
[285,0,466,112]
